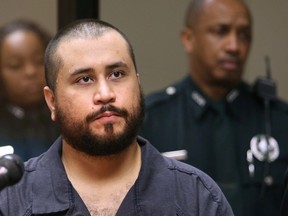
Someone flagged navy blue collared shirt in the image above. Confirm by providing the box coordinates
[0,136,233,216]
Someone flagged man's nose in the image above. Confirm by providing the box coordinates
[93,80,116,105]
[225,33,240,54]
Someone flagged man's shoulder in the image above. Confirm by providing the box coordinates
[141,139,228,200]
[0,155,43,214]
[141,137,211,180]
[161,156,233,213]
[0,139,61,196]
[3,153,45,191]
[145,78,187,110]
[163,155,215,182]
[272,98,288,114]
[0,139,69,215]
[239,81,288,113]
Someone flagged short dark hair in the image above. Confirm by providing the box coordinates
[44,19,137,91]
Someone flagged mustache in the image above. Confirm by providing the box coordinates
[221,54,241,62]
[86,105,129,123]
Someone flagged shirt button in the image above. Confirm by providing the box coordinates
[264,176,273,186]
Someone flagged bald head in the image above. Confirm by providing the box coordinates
[184,0,251,28]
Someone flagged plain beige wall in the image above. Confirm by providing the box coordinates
[100,0,189,96]
[100,0,288,101]
[0,0,57,37]
[245,0,288,101]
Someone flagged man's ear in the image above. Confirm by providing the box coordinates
[136,73,140,84]
[180,27,195,53]
[43,86,57,121]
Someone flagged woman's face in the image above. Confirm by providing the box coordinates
[0,30,46,109]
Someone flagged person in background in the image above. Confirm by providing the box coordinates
[0,20,59,160]
[140,0,288,215]
[0,19,233,216]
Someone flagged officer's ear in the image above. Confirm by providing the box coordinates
[181,27,195,54]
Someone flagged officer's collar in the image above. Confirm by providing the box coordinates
[185,77,241,120]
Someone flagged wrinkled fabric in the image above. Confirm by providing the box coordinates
[0,136,233,216]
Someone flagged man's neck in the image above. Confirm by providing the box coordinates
[61,140,142,215]
[200,83,231,101]
[61,139,141,184]
[189,73,233,101]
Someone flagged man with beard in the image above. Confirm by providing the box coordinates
[140,0,288,215]
[0,19,233,216]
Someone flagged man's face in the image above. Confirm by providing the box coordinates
[45,31,144,156]
[184,0,252,88]
[0,31,46,108]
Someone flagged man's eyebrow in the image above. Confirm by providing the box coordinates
[70,61,129,76]
[70,67,93,76]
[106,61,128,70]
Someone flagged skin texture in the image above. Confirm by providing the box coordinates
[0,30,46,109]
[181,0,252,100]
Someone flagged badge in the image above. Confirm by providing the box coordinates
[250,134,279,162]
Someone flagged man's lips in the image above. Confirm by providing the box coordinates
[86,105,128,124]
[91,111,122,125]
[220,59,241,71]
[95,111,120,120]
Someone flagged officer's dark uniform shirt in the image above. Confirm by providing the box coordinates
[281,168,288,216]
[140,75,288,216]
[0,103,60,161]
[0,136,233,216]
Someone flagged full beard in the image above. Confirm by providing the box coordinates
[55,90,145,157]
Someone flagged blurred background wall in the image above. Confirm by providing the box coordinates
[0,0,57,35]
[1,0,288,100]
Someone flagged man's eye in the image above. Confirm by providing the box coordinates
[110,71,123,79]
[212,26,228,36]
[78,76,93,84]
[238,30,252,42]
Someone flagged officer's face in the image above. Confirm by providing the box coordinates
[0,30,46,109]
[44,31,145,156]
[182,0,252,88]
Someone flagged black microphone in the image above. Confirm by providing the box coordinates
[0,154,24,191]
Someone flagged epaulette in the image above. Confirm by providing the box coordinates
[145,85,179,109]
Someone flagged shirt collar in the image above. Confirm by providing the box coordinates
[185,77,241,120]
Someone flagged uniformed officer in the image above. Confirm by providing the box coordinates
[140,0,288,215]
